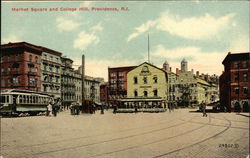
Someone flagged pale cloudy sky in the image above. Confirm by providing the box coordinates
[1,1,249,81]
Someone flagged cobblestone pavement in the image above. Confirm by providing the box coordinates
[1,108,249,158]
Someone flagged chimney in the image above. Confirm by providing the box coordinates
[170,67,172,72]
[196,71,199,77]
[176,68,179,74]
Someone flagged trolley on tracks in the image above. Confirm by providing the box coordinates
[0,89,53,116]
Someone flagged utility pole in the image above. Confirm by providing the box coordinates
[148,33,150,63]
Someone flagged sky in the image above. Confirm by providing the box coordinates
[1,1,249,81]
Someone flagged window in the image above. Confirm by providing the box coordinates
[1,68,4,73]
[16,55,19,61]
[35,56,38,64]
[234,73,239,81]
[242,61,248,68]
[134,90,138,97]
[234,62,239,68]
[243,72,247,81]
[50,56,53,61]
[143,91,148,97]
[110,72,116,77]
[29,55,32,62]
[49,66,52,72]
[118,72,124,77]
[243,87,248,95]
[29,78,37,87]
[143,76,147,84]
[44,54,47,60]
[1,79,5,87]
[0,56,3,63]
[8,56,11,62]
[111,79,115,84]
[153,76,158,83]
[153,89,158,97]
[134,77,138,84]
[29,66,32,72]
[13,77,19,86]
[56,58,59,63]
[43,65,48,72]
[8,79,11,87]
[234,87,239,95]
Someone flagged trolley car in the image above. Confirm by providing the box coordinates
[0,89,52,116]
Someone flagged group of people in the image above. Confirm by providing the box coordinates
[46,103,60,117]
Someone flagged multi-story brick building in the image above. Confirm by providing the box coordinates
[40,47,62,98]
[220,52,250,112]
[108,66,136,106]
[100,82,109,106]
[1,42,42,91]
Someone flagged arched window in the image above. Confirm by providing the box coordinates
[134,90,138,97]
[143,91,148,97]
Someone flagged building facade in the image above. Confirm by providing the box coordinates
[124,62,168,107]
[1,42,42,91]
[84,75,101,105]
[61,57,81,107]
[220,52,250,112]
[40,47,62,98]
[108,66,136,106]
[100,82,109,106]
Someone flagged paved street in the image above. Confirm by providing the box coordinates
[1,108,249,158]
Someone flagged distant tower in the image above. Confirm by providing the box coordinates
[163,61,170,71]
[181,59,188,72]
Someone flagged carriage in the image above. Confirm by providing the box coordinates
[0,89,53,116]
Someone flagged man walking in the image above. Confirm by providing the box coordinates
[202,102,207,117]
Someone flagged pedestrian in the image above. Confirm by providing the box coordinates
[113,105,117,114]
[101,105,104,114]
[168,104,171,112]
[52,105,57,117]
[70,104,74,115]
[135,105,138,113]
[47,103,52,116]
[202,102,207,117]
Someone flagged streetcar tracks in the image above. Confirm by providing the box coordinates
[8,114,190,149]
[152,116,232,158]
[33,116,194,155]
[86,115,212,158]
